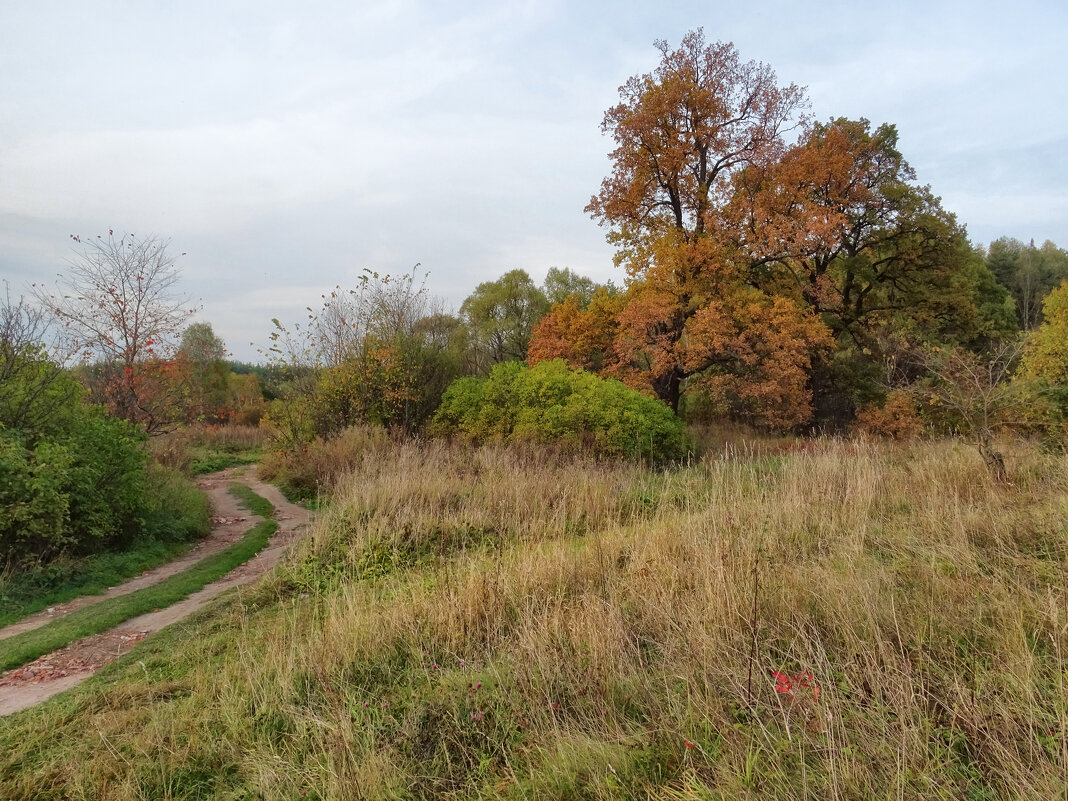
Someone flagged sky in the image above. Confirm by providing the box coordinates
[2,0,1065,361]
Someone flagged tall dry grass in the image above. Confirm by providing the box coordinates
[1,436,1066,799]
[150,423,266,474]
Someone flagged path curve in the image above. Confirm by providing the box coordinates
[0,468,312,716]
[0,467,252,642]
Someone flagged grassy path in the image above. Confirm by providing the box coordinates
[0,468,251,640]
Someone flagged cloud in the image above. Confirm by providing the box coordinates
[2,0,1066,362]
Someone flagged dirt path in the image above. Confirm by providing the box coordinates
[0,469,312,717]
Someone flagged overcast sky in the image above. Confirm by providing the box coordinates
[2,0,1065,361]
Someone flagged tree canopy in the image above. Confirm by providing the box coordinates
[460,269,549,371]
[530,30,1017,430]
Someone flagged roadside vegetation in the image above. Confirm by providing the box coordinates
[0,483,275,673]
[150,424,266,475]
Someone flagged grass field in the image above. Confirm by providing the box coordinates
[1,435,1065,800]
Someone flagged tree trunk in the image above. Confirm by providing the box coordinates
[977,431,1007,483]
[651,368,683,413]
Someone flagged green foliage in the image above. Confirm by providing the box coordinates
[179,322,231,423]
[261,393,317,450]
[0,457,210,624]
[260,270,467,445]
[0,344,81,437]
[312,334,437,434]
[0,307,208,568]
[432,359,687,461]
[0,403,149,566]
[987,237,1068,330]
[0,430,69,559]
[141,462,212,541]
[1019,279,1068,386]
[542,267,611,308]
[460,269,549,369]
[1018,280,1068,440]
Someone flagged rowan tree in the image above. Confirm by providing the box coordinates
[31,232,195,430]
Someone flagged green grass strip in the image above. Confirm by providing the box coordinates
[0,540,194,628]
[228,482,274,518]
[0,486,277,674]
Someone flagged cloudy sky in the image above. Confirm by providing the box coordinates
[2,0,1065,360]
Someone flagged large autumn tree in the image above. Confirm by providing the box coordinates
[535,32,1010,428]
[732,117,1014,349]
[533,30,831,426]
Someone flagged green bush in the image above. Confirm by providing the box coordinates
[142,462,212,542]
[431,359,687,461]
[0,342,201,567]
[0,430,71,560]
[0,404,150,566]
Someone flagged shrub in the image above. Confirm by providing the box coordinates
[855,391,923,440]
[141,462,212,542]
[431,359,687,461]
[0,406,149,566]
[259,425,391,497]
[0,339,202,567]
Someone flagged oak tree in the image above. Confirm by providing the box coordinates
[733,118,1008,348]
[571,30,829,426]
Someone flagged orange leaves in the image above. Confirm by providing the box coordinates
[684,290,832,429]
[528,289,625,374]
[588,30,807,263]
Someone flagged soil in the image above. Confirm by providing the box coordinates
[0,468,312,717]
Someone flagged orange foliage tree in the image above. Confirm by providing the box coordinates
[532,31,830,427]
[732,117,983,345]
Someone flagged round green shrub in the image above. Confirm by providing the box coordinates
[431,359,687,461]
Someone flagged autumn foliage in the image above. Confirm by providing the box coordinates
[528,30,1016,431]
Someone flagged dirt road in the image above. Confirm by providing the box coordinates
[0,468,312,716]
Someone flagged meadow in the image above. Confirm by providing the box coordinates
[0,433,1065,800]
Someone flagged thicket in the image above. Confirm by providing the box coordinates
[432,359,687,462]
[0,296,210,569]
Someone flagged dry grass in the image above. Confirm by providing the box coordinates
[2,435,1066,799]
[151,424,266,474]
